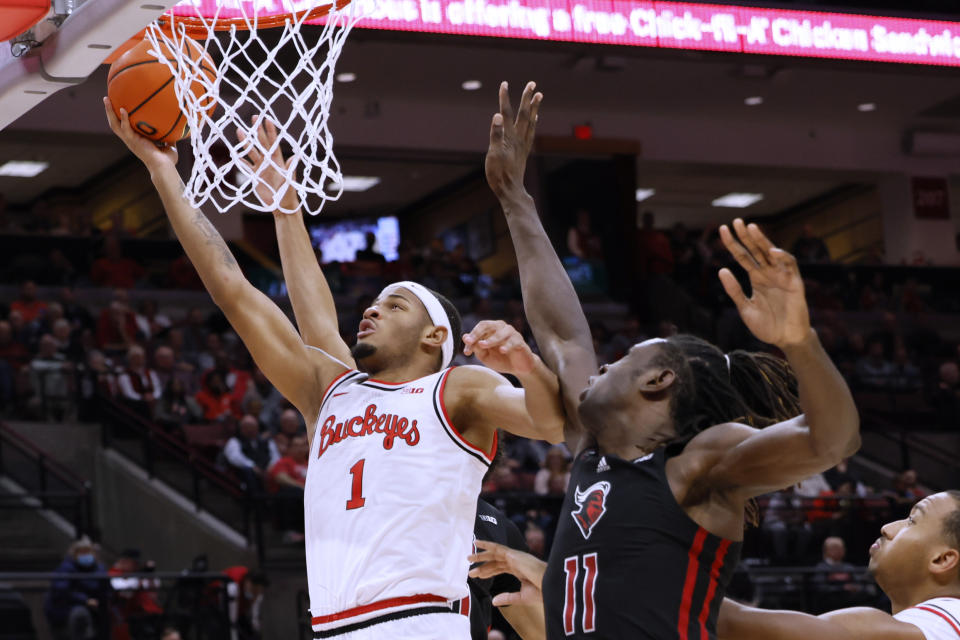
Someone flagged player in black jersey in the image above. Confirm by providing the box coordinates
[473,492,960,640]
[463,498,545,640]
[471,82,861,639]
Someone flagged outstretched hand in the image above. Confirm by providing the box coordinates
[718,218,811,348]
[103,97,178,171]
[485,81,543,200]
[236,117,298,213]
[468,540,546,607]
[463,320,538,376]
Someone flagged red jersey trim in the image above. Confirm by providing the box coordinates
[697,538,732,637]
[319,369,356,406]
[310,594,448,626]
[437,368,497,464]
[677,527,709,640]
[915,605,960,637]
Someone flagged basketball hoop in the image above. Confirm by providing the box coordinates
[143,0,362,216]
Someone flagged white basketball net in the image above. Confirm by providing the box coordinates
[144,0,362,215]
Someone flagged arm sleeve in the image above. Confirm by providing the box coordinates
[223,438,254,469]
[533,469,549,495]
[117,373,142,400]
[149,371,163,400]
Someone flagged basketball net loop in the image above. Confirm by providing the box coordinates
[145,0,365,216]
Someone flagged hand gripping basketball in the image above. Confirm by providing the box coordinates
[103,97,178,170]
[106,37,217,145]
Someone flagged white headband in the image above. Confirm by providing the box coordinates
[378,281,454,369]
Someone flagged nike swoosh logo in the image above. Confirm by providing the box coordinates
[332,392,349,397]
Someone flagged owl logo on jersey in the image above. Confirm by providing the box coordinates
[571,481,611,539]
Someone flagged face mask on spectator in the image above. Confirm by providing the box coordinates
[75,553,96,567]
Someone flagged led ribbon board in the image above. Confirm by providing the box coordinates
[173,0,960,66]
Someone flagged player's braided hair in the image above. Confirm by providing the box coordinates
[654,335,800,440]
[652,334,801,526]
[943,490,960,556]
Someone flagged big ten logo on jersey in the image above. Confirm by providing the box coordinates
[401,386,425,394]
[316,404,420,459]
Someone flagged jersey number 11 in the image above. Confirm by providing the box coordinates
[563,552,598,635]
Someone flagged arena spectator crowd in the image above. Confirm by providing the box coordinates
[41,538,264,640]
[1,218,956,632]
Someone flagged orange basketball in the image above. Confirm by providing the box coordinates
[107,37,217,145]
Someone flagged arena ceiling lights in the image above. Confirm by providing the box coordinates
[304,0,960,67]
[0,160,49,177]
[327,176,382,192]
[712,192,764,208]
[635,188,656,202]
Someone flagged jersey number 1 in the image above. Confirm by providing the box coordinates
[563,553,598,635]
[346,459,366,510]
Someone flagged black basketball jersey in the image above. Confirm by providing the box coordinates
[542,448,742,639]
[465,498,529,640]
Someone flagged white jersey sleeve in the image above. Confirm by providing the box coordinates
[894,597,960,640]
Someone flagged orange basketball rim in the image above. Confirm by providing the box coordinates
[158,0,353,39]
[104,0,353,64]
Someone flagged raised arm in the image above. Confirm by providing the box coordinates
[458,320,565,444]
[239,120,355,367]
[718,599,923,640]
[701,219,860,497]
[275,208,353,363]
[105,100,334,425]
[485,82,597,450]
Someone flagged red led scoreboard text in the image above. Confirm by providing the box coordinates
[176,0,960,66]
